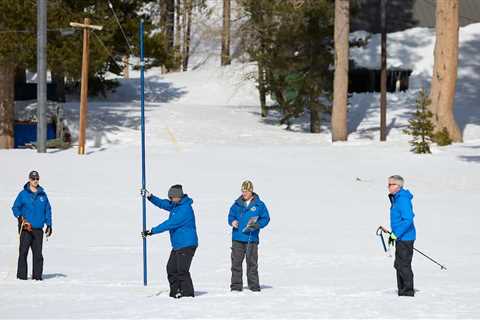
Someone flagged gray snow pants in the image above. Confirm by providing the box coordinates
[230,240,260,291]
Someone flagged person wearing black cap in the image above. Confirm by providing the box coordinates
[140,185,198,298]
[12,170,53,281]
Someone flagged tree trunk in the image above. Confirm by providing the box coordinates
[166,0,175,51]
[182,0,192,71]
[379,0,387,141]
[123,55,129,79]
[175,0,182,47]
[0,63,15,149]
[51,70,66,103]
[15,66,27,84]
[160,0,167,34]
[258,63,267,117]
[310,101,321,133]
[331,0,349,142]
[160,0,167,74]
[428,0,462,142]
[160,0,168,32]
[175,0,183,70]
[221,0,231,66]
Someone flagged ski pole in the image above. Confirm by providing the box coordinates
[246,232,252,258]
[376,226,387,252]
[4,220,25,280]
[413,248,447,270]
[376,226,447,270]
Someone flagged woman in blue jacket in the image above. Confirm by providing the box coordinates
[141,185,198,298]
[12,171,53,281]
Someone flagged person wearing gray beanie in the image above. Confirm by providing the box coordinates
[140,184,198,298]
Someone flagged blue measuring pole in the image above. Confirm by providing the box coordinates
[140,20,147,286]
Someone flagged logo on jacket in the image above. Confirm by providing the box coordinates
[40,197,45,202]
[250,207,256,212]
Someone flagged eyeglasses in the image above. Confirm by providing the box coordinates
[388,183,397,187]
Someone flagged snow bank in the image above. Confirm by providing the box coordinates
[349,23,480,142]
[14,16,480,147]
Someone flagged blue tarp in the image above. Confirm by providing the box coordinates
[14,123,56,148]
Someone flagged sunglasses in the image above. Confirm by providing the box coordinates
[30,178,40,181]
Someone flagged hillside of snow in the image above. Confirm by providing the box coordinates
[1,8,480,319]
[16,20,480,146]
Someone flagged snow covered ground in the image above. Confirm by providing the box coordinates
[1,15,480,319]
[1,132,480,318]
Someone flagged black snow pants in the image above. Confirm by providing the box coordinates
[394,240,415,296]
[17,228,44,280]
[166,246,196,298]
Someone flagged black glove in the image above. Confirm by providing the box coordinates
[141,230,153,238]
[45,226,52,237]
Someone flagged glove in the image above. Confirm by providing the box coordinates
[388,232,397,247]
[45,226,52,237]
[141,230,153,238]
[20,218,33,232]
[140,188,152,198]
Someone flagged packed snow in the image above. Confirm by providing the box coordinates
[1,9,480,319]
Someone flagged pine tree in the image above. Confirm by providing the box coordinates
[404,90,435,154]
[240,0,333,132]
[0,1,179,148]
[0,1,36,148]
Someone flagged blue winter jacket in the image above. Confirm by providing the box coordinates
[390,188,416,241]
[12,183,52,229]
[149,195,198,250]
[228,194,270,243]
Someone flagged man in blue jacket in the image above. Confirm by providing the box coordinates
[382,175,416,297]
[228,180,270,292]
[12,170,53,281]
[141,185,198,298]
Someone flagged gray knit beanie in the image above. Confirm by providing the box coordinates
[168,184,184,198]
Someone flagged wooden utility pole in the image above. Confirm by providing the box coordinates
[380,0,387,141]
[70,19,103,155]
